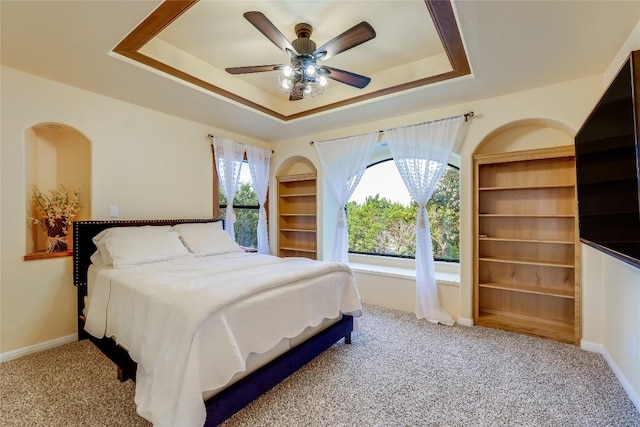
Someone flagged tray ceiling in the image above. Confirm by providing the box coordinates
[113,0,470,120]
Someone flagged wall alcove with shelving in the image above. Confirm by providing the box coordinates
[472,120,581,344]
[24,122,91,259]
[275,156,317,260]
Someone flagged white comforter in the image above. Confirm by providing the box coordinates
[84,252,361,427]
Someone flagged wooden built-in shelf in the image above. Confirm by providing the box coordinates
[279,247,317,253]
[478,282,574,299]
[479,214,575,218]
[477,310,575,343]
[479,256,574,268]
[279,193,316,198]
[277,173,317,260]
[474,146,581,344]
[479,184,575,191]
[479,237,574,245]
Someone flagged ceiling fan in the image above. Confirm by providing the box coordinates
[225,11,376,101]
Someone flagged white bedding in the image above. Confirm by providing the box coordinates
[84,252,361,427]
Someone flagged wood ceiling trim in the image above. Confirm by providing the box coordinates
[113,0,470,122]
[113,0,287,120]
[113,1,197,52]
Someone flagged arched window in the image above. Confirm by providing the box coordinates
[347,158,460,262]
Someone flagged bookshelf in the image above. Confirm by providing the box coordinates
[473,146,581,344]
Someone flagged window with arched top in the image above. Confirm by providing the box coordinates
[347,158,460,262]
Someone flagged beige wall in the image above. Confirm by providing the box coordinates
[270,74,604,321]
[2,23,639,407]
[0,66,267,354]
[270,45,640,405]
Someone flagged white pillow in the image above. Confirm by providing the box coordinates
[92,225,172,245]
[172,222,243,256]
[90,225,190,268]
[89,248,107,266]
[90,225,171,266]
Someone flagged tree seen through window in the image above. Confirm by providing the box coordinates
[219,161,259,249]
[347,159,460,262]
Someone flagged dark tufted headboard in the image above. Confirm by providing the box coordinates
[72,218,222,287]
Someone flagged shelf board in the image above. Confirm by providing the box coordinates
[277,173,316,183]
[279,213,316,217]
[479,184,574,191]
[479,256,574,268]
[280,228,316,233]
[479,213,574,218]
[479,282,574,299]
[279,246,317,253]
[477,310,575,343]
[478,237,574,245]
[279,193,316,198]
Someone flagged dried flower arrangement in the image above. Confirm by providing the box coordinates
[30,185,80,252]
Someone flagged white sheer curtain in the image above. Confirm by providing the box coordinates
[213,137,245,240]
[385,115,466,325]
[315,132,379,262]
[246,145,271,254]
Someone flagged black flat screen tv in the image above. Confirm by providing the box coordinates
[574,50,640,269]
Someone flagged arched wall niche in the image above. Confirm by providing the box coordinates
[25,122,92,257]
[275,155,316,177]
[474,118,575,155]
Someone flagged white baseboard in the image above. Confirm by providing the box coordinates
[580,339,604,354]
[581,339,640,412]
[457,317,474,327]
[0,334,77,363]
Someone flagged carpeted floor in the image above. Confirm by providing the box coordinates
[1,304,638,426]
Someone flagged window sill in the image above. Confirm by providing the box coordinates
[348,262,460,286]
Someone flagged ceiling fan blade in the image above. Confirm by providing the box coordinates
[225,64,283,74]
[244,11,298,56]
[322,66,371,89]
[313,22,376,61]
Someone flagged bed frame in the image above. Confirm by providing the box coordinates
[73,218,354,426]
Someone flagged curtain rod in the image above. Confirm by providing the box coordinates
[309,111,474,145]
[207,134,274,153]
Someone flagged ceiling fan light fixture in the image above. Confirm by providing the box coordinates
[279,78,292,90]
[305,64,316,76]
[229,12,376,100]
[282,65,294,77]
[277,60,326,98]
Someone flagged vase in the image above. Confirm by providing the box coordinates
[42,218,68,252]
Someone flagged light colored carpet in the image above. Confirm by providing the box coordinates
[1,304,638,426]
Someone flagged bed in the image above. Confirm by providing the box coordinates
[73,218,361,427]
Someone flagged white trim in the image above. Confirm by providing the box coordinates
[581,339,640,412]
[457,317,474,327]
[580,339,604,354]
[0,334,77,363]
